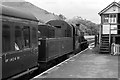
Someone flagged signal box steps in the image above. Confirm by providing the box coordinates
[99,34,110,54]
[99,50,110,53]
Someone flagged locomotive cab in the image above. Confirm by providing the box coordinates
[70,23,89,52]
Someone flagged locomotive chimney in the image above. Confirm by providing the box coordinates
[76,24,80,26]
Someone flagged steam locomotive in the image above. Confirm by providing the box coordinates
[0,4,88,79]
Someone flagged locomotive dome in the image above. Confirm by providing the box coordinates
[0,4,38,22]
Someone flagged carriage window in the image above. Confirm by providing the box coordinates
[2,25,11,52]
[23,26,30,48]
[15,26,22,50]
[32,27,37,45]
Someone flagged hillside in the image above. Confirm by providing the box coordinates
[2,0,99,35]
[67,17,99,35]
[2,0,60,23]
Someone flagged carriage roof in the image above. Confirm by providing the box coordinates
[0,4,38,22]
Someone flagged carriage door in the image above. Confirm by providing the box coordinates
[22,26,32,69]
[22,26,37,68]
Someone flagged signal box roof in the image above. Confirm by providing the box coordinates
[98,2,120,15]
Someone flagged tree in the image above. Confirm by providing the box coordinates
[67,16,99,35]
[58,14,66,20]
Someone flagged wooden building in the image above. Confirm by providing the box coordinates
[98,2,120,53]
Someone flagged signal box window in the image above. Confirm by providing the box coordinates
[15,26,22,50]
[2,25,11,52]
[118,13,120,24]
[103,14,117,24]
[103,14,109,23]
[23,26,30,48]
[109,14,116,23]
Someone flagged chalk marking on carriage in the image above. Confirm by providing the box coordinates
[33,47,89,79]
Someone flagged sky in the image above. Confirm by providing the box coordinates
[4,0,120,24]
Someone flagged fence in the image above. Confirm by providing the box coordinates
[111,43,120,55]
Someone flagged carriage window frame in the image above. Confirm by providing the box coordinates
[14,26,22,51]
[2,24,11,53]
[23,26,30,48]
[32,27,37,46]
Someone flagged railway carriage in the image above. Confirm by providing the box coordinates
[0,5,38,79]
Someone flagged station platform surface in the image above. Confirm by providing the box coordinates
[33,45,119,79]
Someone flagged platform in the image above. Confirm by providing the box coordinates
[33,45,119,79]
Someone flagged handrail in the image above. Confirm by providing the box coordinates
[109,23,111,54]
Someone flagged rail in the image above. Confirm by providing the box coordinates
[84,35,95,40]
[84,35,95,44]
